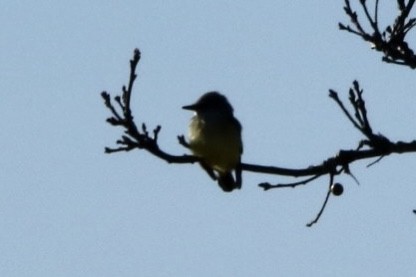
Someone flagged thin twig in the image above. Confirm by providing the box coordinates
[123,48,141,115]
[375,0,379,27]
[259,175,322,190]
[366,155,385,167]
[329,89,362,131]
[306,175,334,227]
[360,0,378,32]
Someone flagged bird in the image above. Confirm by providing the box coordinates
[182,91,243,192]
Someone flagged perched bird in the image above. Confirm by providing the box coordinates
[183,92,243,192]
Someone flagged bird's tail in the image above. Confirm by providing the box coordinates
[218,172,240,192]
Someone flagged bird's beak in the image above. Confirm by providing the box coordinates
[182,103,198,111]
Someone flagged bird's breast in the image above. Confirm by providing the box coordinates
[188,115,242,173]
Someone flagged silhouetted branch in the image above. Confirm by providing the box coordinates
[340,0,416,69]
[330,81,391,150]
[259,175,323,191]
[306,175,335,227]
[242,140,416,178]
[101,49,198,165]
[102,49,416,226]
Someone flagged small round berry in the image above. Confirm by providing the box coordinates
[331,183,344,196]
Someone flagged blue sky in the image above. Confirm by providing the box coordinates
[1,1,416,276]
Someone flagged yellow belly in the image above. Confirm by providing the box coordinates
[188,116,242,173]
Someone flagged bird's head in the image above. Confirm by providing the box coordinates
[182,91,234,115]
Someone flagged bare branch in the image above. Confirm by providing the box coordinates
[330,82,392,150]
[102,49,416,226]
[259,175,322,191]
[306,190,332,227]
[242,141,416,180]
[329,89,362,131]
[340,0,416,69]
[102,50,416,188]
[375,0,380,27]
[123,48,140,116]
[306,175,334,227]
[101,49,199,165]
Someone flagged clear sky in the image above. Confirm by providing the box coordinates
[1,1,416,276]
